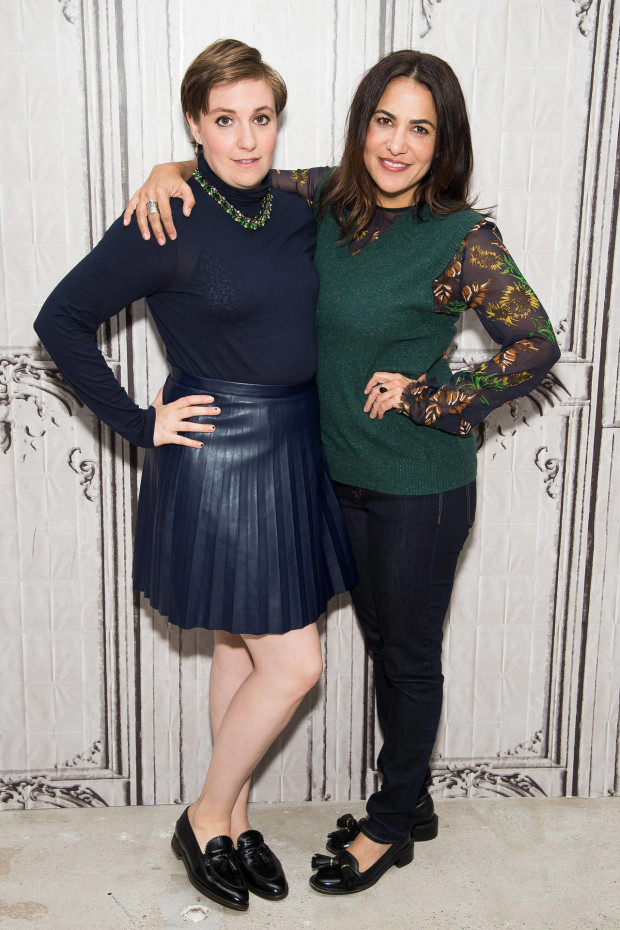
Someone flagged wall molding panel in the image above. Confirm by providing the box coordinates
[0,0,618,810]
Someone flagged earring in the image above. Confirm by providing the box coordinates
[192,140,201,156]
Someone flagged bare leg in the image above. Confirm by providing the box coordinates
[209,631,254,840]
[189,622,322,852]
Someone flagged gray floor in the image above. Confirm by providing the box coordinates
[1,798,619,930]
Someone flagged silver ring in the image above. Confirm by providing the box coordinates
[146,200,159,214]
[378,385,388,394]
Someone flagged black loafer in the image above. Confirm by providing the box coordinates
[171,808,249,911]
[310,833,414,895]
[326,791,438,854]
[236,829,288,900]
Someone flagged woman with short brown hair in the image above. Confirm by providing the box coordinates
[34,39,356,911]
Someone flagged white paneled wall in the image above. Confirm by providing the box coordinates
[1,0,618,810]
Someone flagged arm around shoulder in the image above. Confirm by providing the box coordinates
[123,159,198,243]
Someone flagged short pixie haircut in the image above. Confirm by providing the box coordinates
[181,38,287,119]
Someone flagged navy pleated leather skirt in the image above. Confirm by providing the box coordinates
[133,367,357,633]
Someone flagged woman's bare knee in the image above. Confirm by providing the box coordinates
[242,623,322,697]
[301,653,323,691]
[280,648,323,698]
[267,656,321,702]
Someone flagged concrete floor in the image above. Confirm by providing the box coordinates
[1,799,619,930]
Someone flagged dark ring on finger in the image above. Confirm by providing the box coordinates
[378,385,388,393]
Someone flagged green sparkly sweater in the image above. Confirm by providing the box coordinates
[314,205,483,496]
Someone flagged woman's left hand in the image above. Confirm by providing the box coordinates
[364,371,426,419]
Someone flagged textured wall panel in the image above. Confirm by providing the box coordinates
[0,0,618,811]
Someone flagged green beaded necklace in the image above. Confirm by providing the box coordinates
[192,169,273,230]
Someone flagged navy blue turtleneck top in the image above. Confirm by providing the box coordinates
[34,155,319,447]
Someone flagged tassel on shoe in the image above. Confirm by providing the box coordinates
[335,813,357,831]
[311,853,340,870]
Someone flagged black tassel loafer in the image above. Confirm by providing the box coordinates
[171,808,249,911]
[236,829,288,900]
[325,790,438,854]
[309,833,414,895]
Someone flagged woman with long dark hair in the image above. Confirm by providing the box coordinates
[126,49,560,895]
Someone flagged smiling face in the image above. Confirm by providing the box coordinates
[363,77,437,208]
[186,78,278,189]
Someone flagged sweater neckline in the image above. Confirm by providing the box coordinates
[196,153,271,218]
[322,204,480,264]
[346,205,418,257]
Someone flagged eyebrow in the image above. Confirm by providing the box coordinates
[209,105,275,115]
[375,108,435,128]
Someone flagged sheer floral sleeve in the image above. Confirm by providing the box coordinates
[398,221,561,436]
[270,167,331,202]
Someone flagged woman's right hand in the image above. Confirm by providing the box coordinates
[151,388,220,448]
[123,160,197,245]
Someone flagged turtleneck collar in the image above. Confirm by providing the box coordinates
[196,153,271,217]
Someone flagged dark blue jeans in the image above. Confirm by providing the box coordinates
[336,480,476,843]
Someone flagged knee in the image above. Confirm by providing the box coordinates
[286,653,323,699]
[384,665,444,694]
[300,653,324,694]
[382,641,443,687]
[249,627,323,700]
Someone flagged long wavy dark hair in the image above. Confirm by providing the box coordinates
[319,50,476,237]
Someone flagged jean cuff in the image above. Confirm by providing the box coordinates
[359,821,408,845]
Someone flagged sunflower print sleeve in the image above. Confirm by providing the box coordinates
[269,167,331,202]
[398,221,561,436]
